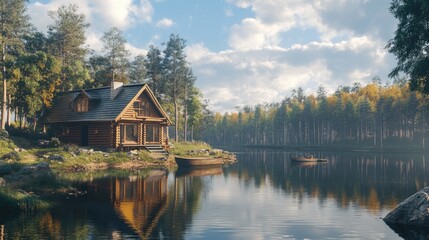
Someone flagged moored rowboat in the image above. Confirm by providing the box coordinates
[175,156,227,167]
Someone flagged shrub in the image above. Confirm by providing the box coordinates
[0,162,23,175]
[63,144,78,153]
[0,129,9,140]
[49,137,61,148]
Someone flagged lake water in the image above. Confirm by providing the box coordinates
[1,148,429,239]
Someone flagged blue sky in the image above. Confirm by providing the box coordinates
[28,0,397,113]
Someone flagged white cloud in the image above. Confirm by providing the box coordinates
[90,0,153,28]
[125,43,147,59]
[188,32,394,112]
[86,32,103,53]
[28,0,153,63]
[156,18,174,28]
[187,0,397,112]
[28,1,92,33]
[28,0,153,35]
[229,18,280,50]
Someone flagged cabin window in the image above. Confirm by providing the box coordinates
[62,127,70,136]
[121,123,138,144]
[133,100,150,116]
[76,98,89,112]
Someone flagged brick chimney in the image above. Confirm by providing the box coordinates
[111,81,123,99]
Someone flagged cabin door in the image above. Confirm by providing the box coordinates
[81,125,88,146]
[145,124,159,143]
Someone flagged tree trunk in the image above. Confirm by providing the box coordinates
[6,94,10,126]
[1,39,6,130]
[33,118,37,131]
[190,125,194,142]
[174,99,179,142]
[183,103,188,142]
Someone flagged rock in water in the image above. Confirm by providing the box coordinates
[384,186,429,227]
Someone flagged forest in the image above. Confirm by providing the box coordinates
[201,79,429,149]
[3,1,429,150]
[0,1,204,142]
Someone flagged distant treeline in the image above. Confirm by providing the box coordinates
[200,79,429,149]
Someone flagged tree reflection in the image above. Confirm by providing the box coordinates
[227,149,429,214]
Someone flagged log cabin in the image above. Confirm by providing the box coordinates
[43,82,171,150]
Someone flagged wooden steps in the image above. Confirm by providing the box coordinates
[145,144,169,157]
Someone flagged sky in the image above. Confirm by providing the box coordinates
[27,0,397,113]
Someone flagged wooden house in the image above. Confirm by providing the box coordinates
[43,82,171,150]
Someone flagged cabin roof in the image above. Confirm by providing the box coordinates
[43,83,171,124]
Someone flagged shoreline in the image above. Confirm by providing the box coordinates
[0,140,236,214]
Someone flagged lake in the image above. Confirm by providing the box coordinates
[1,148,429,239]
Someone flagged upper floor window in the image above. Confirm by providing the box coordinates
[76,98,89,112]
[133,100,150,116]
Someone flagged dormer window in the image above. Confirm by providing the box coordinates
[76,97,89,112]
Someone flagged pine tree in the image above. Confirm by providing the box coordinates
[101,27,130,84]
[145,45,163,95]
[162,34,188,141]
[0,0,31,129]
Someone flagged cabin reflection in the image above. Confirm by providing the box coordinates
[112,170,168,239]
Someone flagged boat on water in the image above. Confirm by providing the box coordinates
[290,154,328,162]
[175,156,234,167]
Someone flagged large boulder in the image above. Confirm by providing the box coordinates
[384,186,429,227]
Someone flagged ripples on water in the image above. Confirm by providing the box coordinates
[2,148,429,239]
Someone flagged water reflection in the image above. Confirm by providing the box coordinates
[112,170,168,239]
[175,166,223,178]
[1,149,429,239]
[228,149,429,213]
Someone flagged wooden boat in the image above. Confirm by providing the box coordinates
[290,154,328,162]
[175,156,227,167]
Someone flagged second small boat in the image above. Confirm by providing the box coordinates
[290,154,328,162]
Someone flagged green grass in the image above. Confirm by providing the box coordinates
[169,141,212,156]
[0,139,17,156]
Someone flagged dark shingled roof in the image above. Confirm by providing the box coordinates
[44,84,146,123]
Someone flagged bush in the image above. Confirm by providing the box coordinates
[0,129,9,140]
[63,144,78,153]
[0,162,23,175]
[49,137,60,148]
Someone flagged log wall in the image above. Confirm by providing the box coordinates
[55,122,114,148]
